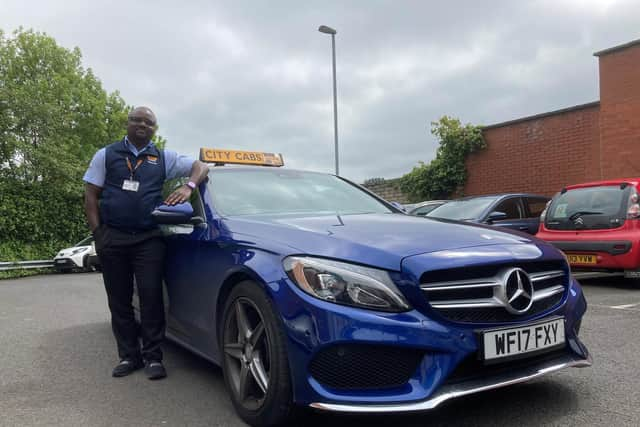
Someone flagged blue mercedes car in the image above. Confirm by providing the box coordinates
[144,150,590,427]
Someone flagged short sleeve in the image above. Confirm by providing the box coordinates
[164,149,195,180]
[83,148,106,187]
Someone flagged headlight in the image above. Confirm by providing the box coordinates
[71,247,88,255]
[283,256,411,312]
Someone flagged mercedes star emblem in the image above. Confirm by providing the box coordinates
[500,268,534,314]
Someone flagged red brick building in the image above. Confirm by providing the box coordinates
[464,38,640,197]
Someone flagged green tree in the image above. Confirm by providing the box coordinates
[400,116,485,201]
[0,28,138,262]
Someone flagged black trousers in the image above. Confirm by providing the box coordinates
[97,227,166,362]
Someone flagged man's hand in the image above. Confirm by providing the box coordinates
[164,185,193,206]
[92,224,106,253]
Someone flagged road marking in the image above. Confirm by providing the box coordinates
[610,303,639,309]
[591,303,640,312]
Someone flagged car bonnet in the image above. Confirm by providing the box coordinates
[223,213,533,271]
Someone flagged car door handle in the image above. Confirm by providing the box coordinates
[518,226,529,230]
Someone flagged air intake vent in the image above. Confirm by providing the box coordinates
[309,344,423,390]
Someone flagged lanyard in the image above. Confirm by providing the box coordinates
[125,157,144,180]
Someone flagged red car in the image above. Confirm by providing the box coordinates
[537,178,640,281]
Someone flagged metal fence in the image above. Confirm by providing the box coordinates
[0,260,54,271]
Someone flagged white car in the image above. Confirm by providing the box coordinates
[53,236,100,272]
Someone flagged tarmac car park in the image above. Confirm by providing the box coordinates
[139,149,591,427]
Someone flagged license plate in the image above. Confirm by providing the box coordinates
[481,317,565,362]
[55,259,65,264]
[566,253,596,265]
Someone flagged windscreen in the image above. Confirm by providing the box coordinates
[545,185,628,230]
[426,196,498,220]
[208,169,393,216]
[75,236,93,246]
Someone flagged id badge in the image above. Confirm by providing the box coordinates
[122,179,140,192]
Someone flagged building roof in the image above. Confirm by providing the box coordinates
[594,38,640,57]
[482,101,600,130]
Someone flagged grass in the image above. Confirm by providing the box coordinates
[0,268,53,280]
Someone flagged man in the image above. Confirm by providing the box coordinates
[83,106,208,380]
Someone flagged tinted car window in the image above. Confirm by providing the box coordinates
[493,198,522,220]
[526,197,550,218]
[427,197,498,220]
[545,185,628,230]
[74,236,93,246]
[208,169,393,216]
[411,203,443,216]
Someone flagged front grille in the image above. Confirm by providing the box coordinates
[309,344,424,390]
[436,297,560,323]
[421,261,567,324]
[53,259,75,268]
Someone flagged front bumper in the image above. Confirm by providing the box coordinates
[310,349,591,413]
[268,275,590,408]
[53,258,78,270]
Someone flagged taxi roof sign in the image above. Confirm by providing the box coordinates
[199,148,284,167]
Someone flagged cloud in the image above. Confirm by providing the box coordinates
[2,0,639,182]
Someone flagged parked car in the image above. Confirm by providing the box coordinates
[137,148,590,427]
[426,193,550,235]
[537,178,640,281]
[53,236,100,272]
[406,200,448,216]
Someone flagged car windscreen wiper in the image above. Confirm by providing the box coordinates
[568,211,604,221]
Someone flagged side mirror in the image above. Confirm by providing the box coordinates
[152,203,195,224]
[486,211,508,223]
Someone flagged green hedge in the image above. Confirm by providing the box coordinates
[0,182,86,261]
[0,29,135,276]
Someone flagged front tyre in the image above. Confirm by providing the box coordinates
[221,281,294,427]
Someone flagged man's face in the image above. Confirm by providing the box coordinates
[127,108,157,142]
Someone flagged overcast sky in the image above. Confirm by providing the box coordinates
[2,0,639,182]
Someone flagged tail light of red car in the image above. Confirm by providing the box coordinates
[627,190,640,219]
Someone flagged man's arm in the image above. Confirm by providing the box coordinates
[164,160,209,206]
[84,183,103,232]
[188,160,209,186]
[83,148,106,230]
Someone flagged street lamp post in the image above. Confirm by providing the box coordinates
[318,25,339,176]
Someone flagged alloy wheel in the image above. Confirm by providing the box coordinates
[223,297,271,411]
